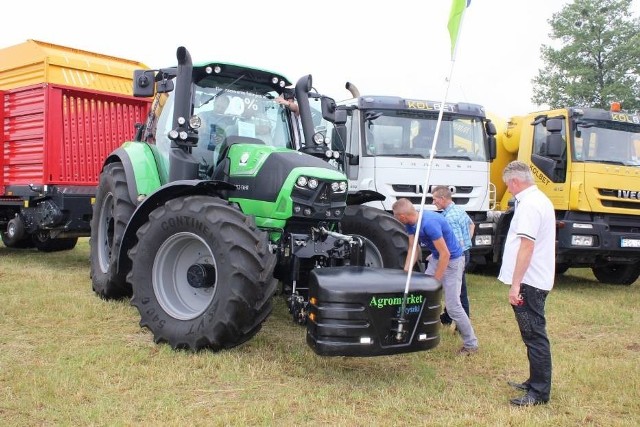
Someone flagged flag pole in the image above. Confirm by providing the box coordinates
[394,0,469,341]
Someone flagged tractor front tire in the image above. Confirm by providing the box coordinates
[128,196,277,351]
[90,163,136,299]
[340,205,408,269]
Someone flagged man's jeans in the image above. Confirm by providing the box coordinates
[512,283,552,400]
[441,250,470,323]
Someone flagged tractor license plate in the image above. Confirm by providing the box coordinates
[621,238,640,248]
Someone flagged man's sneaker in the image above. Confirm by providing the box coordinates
[457,346,478,356]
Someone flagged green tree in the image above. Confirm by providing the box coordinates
[532,0,640,111]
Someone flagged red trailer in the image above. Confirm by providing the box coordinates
[0,40,151,250]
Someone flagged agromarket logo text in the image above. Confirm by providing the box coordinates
[369,294,423,309]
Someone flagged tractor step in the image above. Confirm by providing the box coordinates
[306,266,442,357]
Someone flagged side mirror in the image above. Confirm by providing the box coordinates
[133,70,155,97]
[485,120,497,136]
[488,135,497,161]
[321,96,337,123]
[546,118,563,133]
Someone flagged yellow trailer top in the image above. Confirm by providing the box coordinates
[0,39,147,95]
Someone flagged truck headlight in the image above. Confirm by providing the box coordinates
[571,235,594,246]
[475,235,492,246]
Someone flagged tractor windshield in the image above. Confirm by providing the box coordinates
[155,81,295,170]
[572,121,640,166]
[362,111,488,161]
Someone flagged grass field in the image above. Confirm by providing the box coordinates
[1,238,638,426]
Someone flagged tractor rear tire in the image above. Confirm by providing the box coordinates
[128,195,277,351]
[592,263,640,286]
[340,205,408,269]
[90,163,136,299]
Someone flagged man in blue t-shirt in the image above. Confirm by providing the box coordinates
[392,198,479,355]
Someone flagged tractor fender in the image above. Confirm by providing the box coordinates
[116,179,236,276]
[346,190,385,206]
[103,142,167,206]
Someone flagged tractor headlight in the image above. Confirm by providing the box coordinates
[179,131,188,140]
[325,150,333,158]
[308,179,319,189]
[339,182,347,191]
[297,176,308,187]
[189,115,202,129]
[313,133,325,145]
[331,182,340,192]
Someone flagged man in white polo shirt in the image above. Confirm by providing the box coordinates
[498,160,556,407]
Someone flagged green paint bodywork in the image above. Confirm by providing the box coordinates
[121,141,167,197]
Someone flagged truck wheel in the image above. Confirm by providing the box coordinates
[592,263,640,286]
[1,217,34,248]
[128,196,277,351]
[90,163,135,299]
[555,263,570,275]
[32,232,78,252]
[340,205,408,269]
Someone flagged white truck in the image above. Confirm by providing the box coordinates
[328,83,497,266]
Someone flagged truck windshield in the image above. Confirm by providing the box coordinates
[572,122,640,166]
[155,81,294,169]
[362,112,488,161]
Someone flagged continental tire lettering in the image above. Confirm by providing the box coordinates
[160,216,211,237]
[187,318,207,336]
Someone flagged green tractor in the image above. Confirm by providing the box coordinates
[90,46,442,355]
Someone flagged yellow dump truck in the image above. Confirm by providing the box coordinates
[488,104,640,285]
[0,40,150,251]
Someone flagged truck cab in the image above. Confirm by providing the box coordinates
[327,92,497,265]
[494,105,640,285]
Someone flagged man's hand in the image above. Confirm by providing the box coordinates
[509,283,523,306]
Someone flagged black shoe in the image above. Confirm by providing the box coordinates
[507,381,530,392]
[510,393,548,407]
[440,314,452,325]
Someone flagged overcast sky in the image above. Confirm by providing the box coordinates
[3,1,638,118]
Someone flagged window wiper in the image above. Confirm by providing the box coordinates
[583,159,625,166]
[435,155,472,161]
[199,74,246,108]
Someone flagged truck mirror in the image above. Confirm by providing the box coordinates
[133,70,155,97]
[546,118,563,133]
[488,135,497,161]
[485,121,497,136]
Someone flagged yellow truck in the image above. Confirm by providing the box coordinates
[488,104,640,285]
